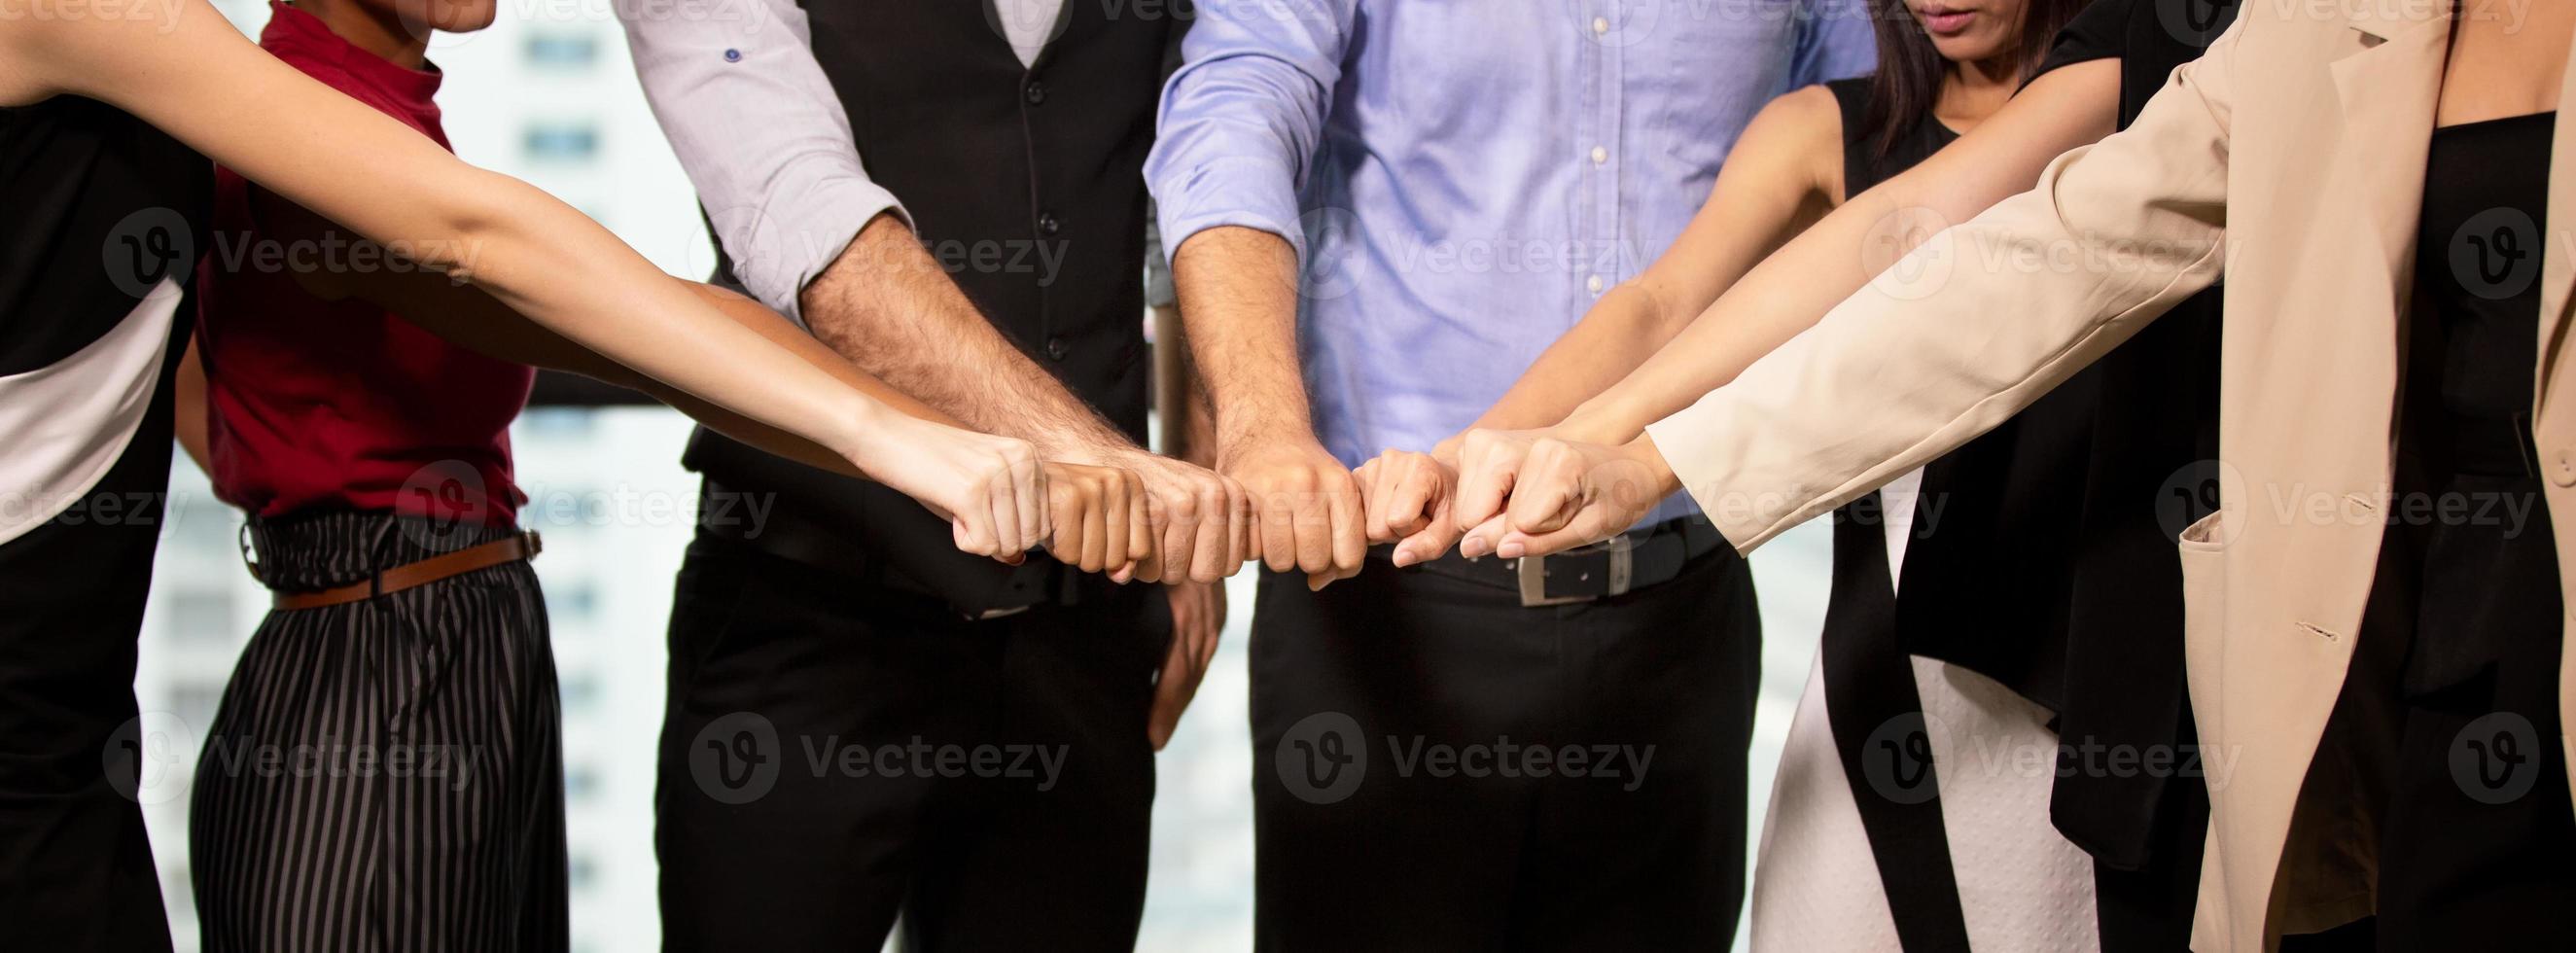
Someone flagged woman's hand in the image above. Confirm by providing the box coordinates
[1452,430,1679,559]
[1353,447,1462,568]
[1041,462,1155,581]
[849,410,1050,563]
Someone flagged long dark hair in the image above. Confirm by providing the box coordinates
[1861,0,2091,159]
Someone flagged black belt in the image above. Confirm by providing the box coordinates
[694,481,1079,621]
[1401,517,1730,607]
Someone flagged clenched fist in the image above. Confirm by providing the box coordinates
[1040,462,1153,579]
[857,412,1051,563]
[1221,436,1365,589]
[1353,447,1464,568]
[1452,428,1679,559]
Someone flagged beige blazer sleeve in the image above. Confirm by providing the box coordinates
[1646,16,2251,552]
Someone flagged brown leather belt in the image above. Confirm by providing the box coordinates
[267,531,543,611]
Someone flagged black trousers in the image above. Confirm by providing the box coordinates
[191,512,568,953]
[656,530,1167,952]
[1249,546,1762,951]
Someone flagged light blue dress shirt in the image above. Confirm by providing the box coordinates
[1148,0,1874,525]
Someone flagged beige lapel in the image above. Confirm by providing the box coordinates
[2540,23,2576,401]
[2325,9,2452,303]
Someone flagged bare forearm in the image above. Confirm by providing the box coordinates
[1564,197,1895,441]
[1152,302,1217,467]
[1464,281,1681,434]
[801,213,1133,458]
[1170,226,1313,445]
[1569,62,2122,441]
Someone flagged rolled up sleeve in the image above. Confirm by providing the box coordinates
[1144,0,1358,268]
[617,0,905,326]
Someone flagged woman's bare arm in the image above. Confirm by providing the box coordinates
[1459,85,1844,436]
[1558,59,2121,442]
[3,0,1057,555]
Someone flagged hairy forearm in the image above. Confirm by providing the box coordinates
[800,213,1132,459]
[1152,302,1218,467]
[1169,226,1313,445]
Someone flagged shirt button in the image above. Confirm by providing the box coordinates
[1038,211,1062,236]
[723,49,742,62]
[1044,336,1070,361]
[1590,145,1607,165]
[1592,16,1609,34]
[1024,80,1047,105]
[2554,447,2576,486]
[1586,275,1606,295]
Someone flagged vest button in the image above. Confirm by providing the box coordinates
[1025,80,1047,105]
[1044,336,1070,361]
[1038,212,1062,236]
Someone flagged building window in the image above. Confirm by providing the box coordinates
[523,33,598,70]
[522,124,600,163]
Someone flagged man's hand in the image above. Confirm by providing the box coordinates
[1354,447,1464,568]
[1452,430,1679,559]
[1148,580,1224,750]
[1221,436,1367,589]
[1054,444,1250,583]
[1039,462,1152,581]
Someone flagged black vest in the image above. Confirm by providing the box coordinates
[685,0,1178,612]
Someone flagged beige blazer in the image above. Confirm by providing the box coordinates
[1645,3,2576,950]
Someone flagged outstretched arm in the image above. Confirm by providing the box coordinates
[1561,59,2122,444]
[5,0,1051,558]
[617,0,1238,583]
[1362,83,1842,563]
[1442,61,2122,555]
[1461,23,2243,556]
[1461,84,1845,437]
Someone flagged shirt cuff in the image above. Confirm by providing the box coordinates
[1151,154,1310,271]
[720,175,909,330]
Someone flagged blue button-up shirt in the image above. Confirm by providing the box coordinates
[1149,0,1873,524]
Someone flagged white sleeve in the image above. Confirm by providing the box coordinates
[617,0,907,326]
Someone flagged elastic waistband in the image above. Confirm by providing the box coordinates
[245,510,521,591]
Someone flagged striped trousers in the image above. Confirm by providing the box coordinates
[190,511,567,953]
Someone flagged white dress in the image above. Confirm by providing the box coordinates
[1747,469,2103,953]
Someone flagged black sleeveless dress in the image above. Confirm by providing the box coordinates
[1813,74,2115,953]
[2335,109,2576,949]
[0,93,209,953]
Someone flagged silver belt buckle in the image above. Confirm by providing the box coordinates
[1515,535,1636,608]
